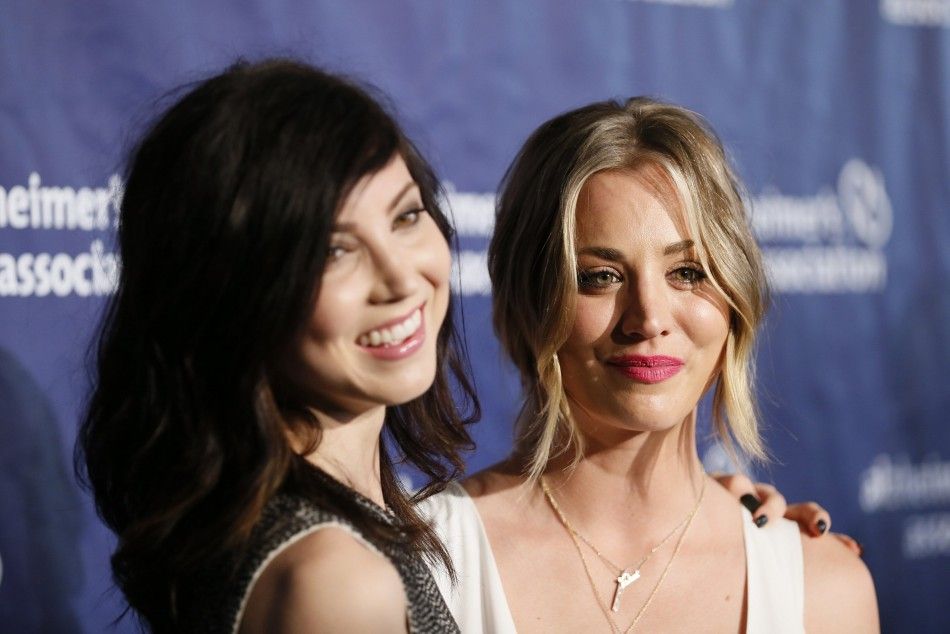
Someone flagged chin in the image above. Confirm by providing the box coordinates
[594,398,691,433]
[379,369,438,407]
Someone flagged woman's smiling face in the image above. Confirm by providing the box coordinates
[558,165,731,438]
[281,153,451,415]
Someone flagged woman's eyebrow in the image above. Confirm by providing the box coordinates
[577,246,624,261]
[388,180,418,211]
[663,239,694,255]
[332,181,420,232]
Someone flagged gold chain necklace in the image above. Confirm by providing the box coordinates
[541,477,696,611]
[541,475,706,633]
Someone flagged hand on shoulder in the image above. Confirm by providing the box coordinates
[801,527,879,633]
[240,526,407,633]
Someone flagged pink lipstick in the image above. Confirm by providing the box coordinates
[358,304,426,361]
[605,355,683,384]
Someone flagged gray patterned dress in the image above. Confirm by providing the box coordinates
[187,483,461,633]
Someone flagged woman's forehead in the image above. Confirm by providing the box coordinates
[576,166,694,245]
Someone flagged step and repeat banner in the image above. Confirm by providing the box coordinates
[1,1,948,631]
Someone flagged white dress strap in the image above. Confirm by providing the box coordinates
[418,482,518,633]
[742,509,806,633]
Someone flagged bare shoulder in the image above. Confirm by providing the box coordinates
[462,460,550,543]
[240,525,407,634]
[800,526,879,633]
[462,459,523,496]
[462,461,533,515]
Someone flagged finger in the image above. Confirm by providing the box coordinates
[714,473,771,528]
[714,472,756,496]
[832,532,864,557]
[784,502,831,537]
[751,482,786,528]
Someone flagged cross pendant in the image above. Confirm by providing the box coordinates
[611,569,641,612]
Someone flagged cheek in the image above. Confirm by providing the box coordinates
[420,227,452,286]
[415,226,452,320]
[307,277,366,343]
[679,296,730,357]
[564,295,615,353]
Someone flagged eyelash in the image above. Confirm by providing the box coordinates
[669,264,708,288]
[327,244,349,261]
[326,208,428,261]
[393,207,427,229]
[576,263,708,290]
[577,268,623,289]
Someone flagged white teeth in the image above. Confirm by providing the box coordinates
[359,308,422,348]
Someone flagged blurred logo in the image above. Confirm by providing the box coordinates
[443,183,494,296]
[860,453,950,558]
[751,159,893,293]
[881,0,950,26]
[0,173,121,298]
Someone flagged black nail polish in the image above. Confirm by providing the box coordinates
[755,514,769,528]
[816,519,828,534]
[740,493,762,514]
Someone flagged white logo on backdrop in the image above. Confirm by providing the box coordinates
[860,454,950,558]
[752,159,893,293]
[0,173,121,297]
[443,183,495,296]
[881,0,950,26]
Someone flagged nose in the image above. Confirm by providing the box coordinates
[367,243,418,304]
[619,273,671,340]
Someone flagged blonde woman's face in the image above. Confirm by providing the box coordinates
[281,154,451,415]
[558,166,730,439]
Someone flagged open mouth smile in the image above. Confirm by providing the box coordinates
[356,304,427,360]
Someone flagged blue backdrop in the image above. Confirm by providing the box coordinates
[1,1,948,631]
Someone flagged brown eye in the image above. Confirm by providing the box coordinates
[393,208,425,229]
[327,245,348,261]
[670,265,707,287]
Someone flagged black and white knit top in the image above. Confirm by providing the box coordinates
[187,481,460,633]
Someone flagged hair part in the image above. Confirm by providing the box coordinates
[489,97,769,483]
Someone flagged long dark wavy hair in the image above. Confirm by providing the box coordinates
[76,59,477,631]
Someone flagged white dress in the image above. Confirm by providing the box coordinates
[418,482,805,634]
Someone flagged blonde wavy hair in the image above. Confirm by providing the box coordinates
[488,97,769,482]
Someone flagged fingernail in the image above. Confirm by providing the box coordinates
[740,493,762,514]
[755,514,769,528]
[856,541,864,557]
[816,519,827,534]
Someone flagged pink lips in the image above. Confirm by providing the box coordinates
[359,304,426,361]
[605,355,684,384]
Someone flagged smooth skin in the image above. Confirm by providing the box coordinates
[465,166,877,633]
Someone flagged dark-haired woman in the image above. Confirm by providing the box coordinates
[78,60,475,632]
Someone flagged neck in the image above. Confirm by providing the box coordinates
[298,404,388,507]
[543,410,706,538]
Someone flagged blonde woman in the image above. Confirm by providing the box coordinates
[422,98,877,633]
